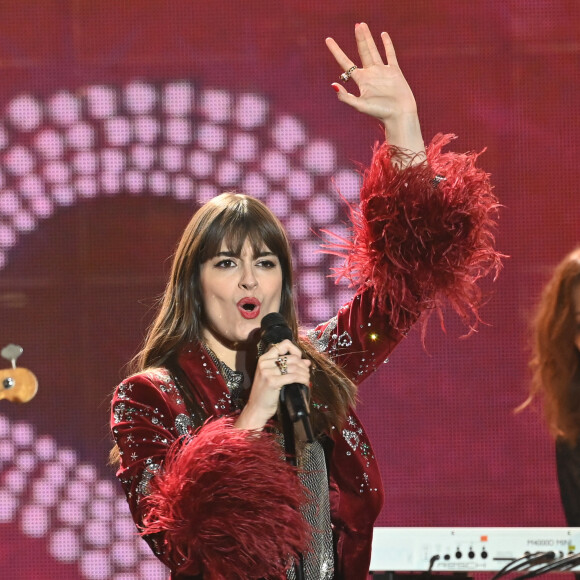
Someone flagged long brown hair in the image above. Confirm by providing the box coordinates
[132,193,355,433]
[525,247,580,443]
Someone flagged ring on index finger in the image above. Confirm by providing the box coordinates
[340,65,357,83]
[276,356,288,375]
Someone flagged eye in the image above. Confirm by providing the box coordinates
[215,258,237,268]
[256,259,278,269]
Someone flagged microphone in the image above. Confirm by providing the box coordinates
[260,313,314,443]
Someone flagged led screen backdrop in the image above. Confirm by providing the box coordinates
[0,1,579,578]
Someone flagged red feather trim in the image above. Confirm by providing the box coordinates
[324,133,504,335]
[140,417,311,579]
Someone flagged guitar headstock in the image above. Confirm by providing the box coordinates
[0,344,38,404]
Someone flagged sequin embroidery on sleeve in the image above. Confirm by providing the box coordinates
[306,316,338,353]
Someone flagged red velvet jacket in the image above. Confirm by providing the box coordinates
[111,135,502,579]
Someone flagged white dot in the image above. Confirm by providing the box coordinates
[43,461,68,486]
[160,145,183,172]
[101,148,125,173]
[15,450,37,472]
[114,515,137,540]
[197,183,219,204]
[272,115,306,153]
[125,170,145,194]
[4,146,36,176]
[21,504,49,538]
[85,85,118,119]
[80,549,112,580]
[34,435,56,460]
[197,123,226,152]
[73,151,98,174]
[111,540,138,568]
[76,464,98,482]
[51,184,76,206]
[163,81,194,116]
[300,271,327,297]
[58,500,86,526]
[13,210,36,232]
[285,213,310,240]
[0,191,21,215]
[8,95,42,131]
[230,133,258,163]
[30,195,54,219]
[201,89,231,123]
[173,175,194,200]
[130,145,155,170]
[298,240,323,267]
[307,298,333,321]
[149,171,169,195]
[124,81,157,115]
[12,422,35,446]
[287,170,313,200]
[242,172,267,198]
[303,140,336,175]
[76,176,98,198]
[332,169,361,203]
[49,528,81,562]
[261,150,289,182]
[57,448,78,469]
[133,116,159,144]
[101,173,121,195]
[234,93,268,129]
[105,117,132,147]
[188,150,213,178]
[19,175,44,198]
[216,160,240,188]
[49,91,81,125]
[34,129,65,159]
[265,192,290,218]
[32,479,60,507]
[165,118,191,145]
[85,519,112,547]
[94,480,116,499]
[67,123,95,149]
[4,468,28,494]
[44,160,72,184]
[308,195,337,225]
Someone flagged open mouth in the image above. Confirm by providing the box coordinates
[237,298,261,319]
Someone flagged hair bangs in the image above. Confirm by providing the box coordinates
[199,197,290,264]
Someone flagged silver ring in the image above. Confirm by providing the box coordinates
[340,65,357,83]
[276,356,288,375]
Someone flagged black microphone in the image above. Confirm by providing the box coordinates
[260,313,314,443]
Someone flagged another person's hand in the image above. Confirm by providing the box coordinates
[326,23,425,162]
[235,339,311,430]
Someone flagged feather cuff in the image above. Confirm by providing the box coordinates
[325,133,503,333]
[141,417,311,579]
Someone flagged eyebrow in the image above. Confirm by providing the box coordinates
[215,250,277,258]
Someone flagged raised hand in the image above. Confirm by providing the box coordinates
[326,23,425,160]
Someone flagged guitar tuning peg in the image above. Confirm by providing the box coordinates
[1,344,24,369]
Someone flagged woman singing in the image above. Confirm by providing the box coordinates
[110,23,502,579]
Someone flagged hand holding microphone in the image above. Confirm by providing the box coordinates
[234,315,312,433]
[259,313,315,443]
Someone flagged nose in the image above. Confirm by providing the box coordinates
[239,265,258,290]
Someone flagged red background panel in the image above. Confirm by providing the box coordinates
[0,1,579,578]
